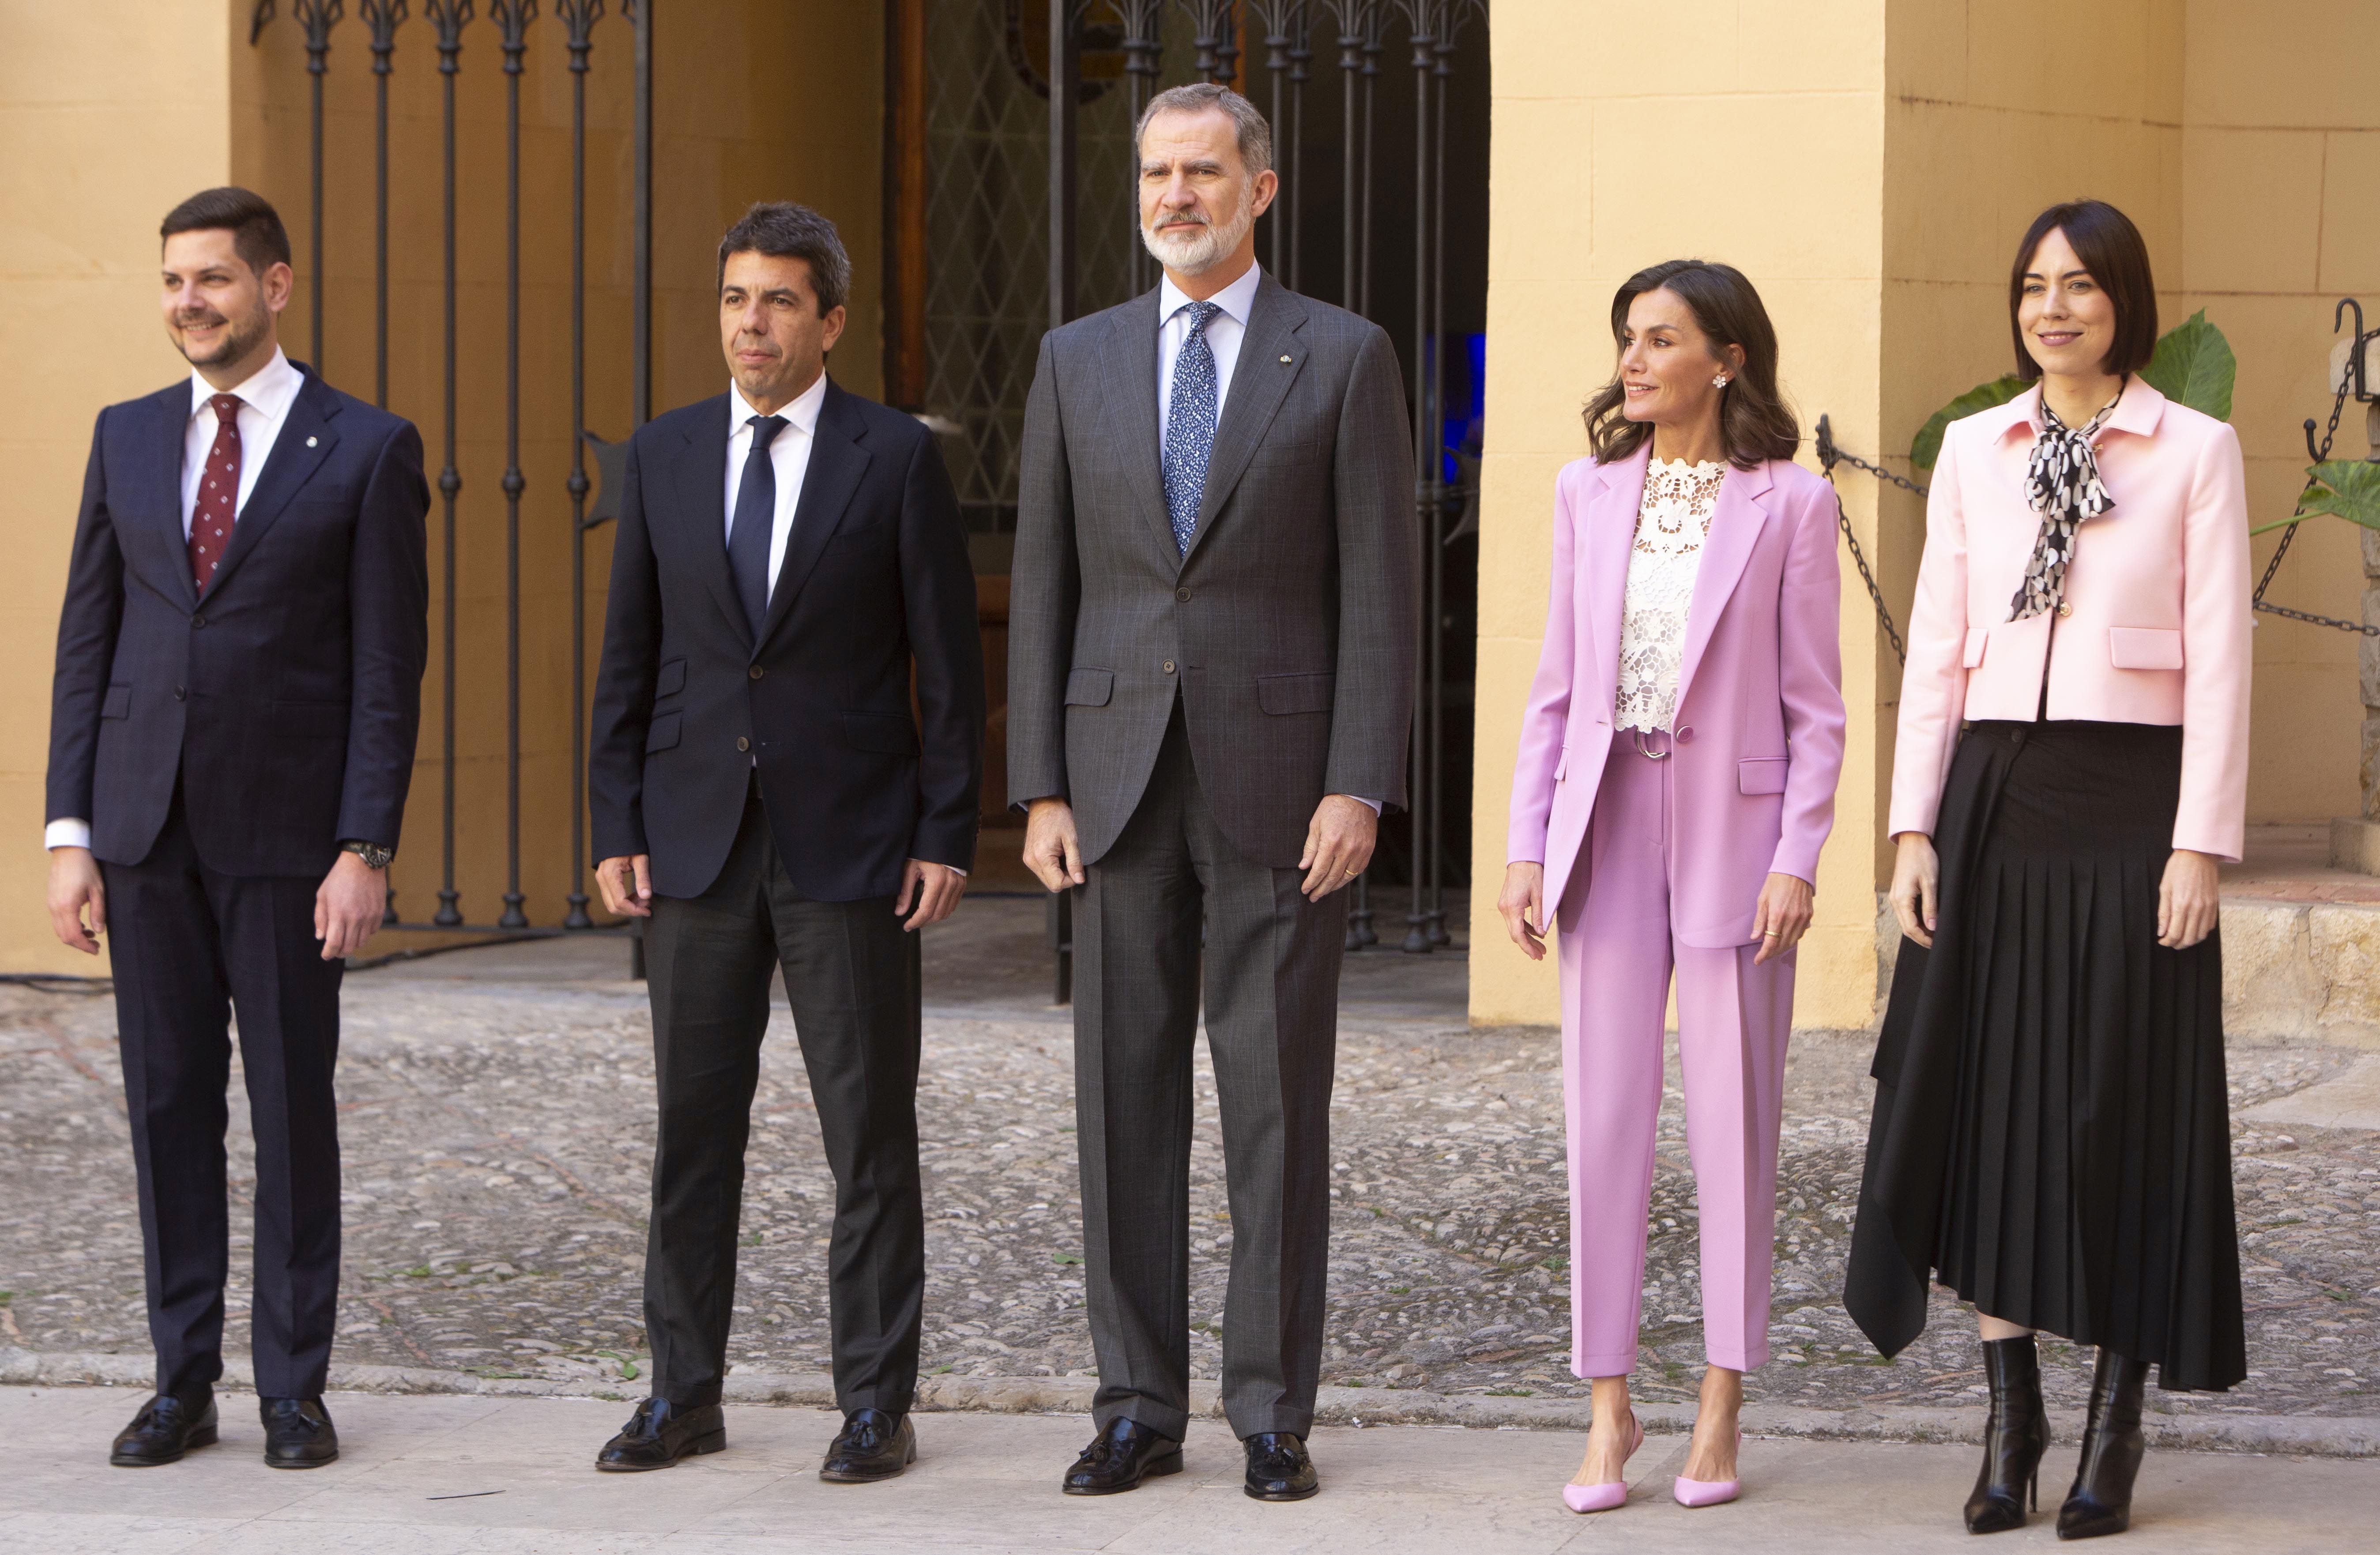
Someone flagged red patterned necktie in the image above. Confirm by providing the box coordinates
[189,392,245,594]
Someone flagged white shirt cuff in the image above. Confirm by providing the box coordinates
[1341,796,1382,815]
[45,819,93,850]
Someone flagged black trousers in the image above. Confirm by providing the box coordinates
[101,788,345,1400]
[1073,706,1348,1441]
[640,779,925,1414]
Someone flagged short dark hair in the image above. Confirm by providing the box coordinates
[160,186,292,276]
[2007,199,2157,380]
[716,202,851,316]
[1582,259,1800,471]
[1136,82,1273,177]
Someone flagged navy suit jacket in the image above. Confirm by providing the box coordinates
[46,364,430,878]
[588,379,983,902]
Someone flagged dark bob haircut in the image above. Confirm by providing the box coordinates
[160,186,292,276]
[2007,199,2157,380]
[1583,259,1798,471]
[717,201,851,316]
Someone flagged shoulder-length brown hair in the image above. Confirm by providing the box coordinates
[1582,259,1798,471]
[2007,200,2157,380]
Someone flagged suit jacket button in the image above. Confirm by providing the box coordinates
[736,736,751,751]
[1675,726,1694,743]
[1162,660,1175,674]
[2056,601,2072,617]
[174,687,186,701]
[748,664,764,679]
[1175,587,1192,603]
[191,614,206,628]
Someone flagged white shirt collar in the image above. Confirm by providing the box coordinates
[1158,260,1262,330]
[728,371,829,440]
[188,346,302,423]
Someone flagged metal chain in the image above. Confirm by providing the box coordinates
[2252,383,2376,634]
[1823,472,1906,664]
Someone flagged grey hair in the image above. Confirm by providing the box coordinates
[716,201,851,315]
[1135,82,1273,177]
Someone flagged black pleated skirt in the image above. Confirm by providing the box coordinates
[1846,721,2245,1391]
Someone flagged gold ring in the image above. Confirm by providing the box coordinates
[1762,930,1782,937]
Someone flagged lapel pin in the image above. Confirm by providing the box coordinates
[1279,355,1292,364]
[306,435,318,447]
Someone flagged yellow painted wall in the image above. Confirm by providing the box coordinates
[1470,0,2380,1030]
[0,2,884,971]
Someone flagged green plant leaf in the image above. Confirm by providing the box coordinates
[2299,460,2380,529]
[1910,375,2028,472]
[2139,308,2235,421]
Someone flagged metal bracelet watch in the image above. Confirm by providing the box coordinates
[340,839,396,870]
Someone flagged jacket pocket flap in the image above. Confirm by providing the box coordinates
[655,657,687,698]
[1738,757,1790,796]
[644,711,682,753]
[101,684,132,720]
[1064,667,1115,707]
[844,711,920,755]
[1962,627,1989,669]
[1256,671,1336,715]
[2108,627,2184,670]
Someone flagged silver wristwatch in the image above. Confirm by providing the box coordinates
[340,839,396,870]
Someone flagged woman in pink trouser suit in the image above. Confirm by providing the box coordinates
[1500,261,1845,1512]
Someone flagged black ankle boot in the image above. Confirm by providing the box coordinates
[2057,1348,2150,1540]
[1964,1336,2049,1534]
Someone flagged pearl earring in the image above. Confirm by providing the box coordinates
[1712,375,1729,388]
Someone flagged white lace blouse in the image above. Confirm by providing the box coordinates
[1614,458,1727,733]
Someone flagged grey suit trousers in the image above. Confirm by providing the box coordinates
[1076,702,1347,1441]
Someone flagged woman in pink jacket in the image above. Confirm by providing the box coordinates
[1501,260,1845,1513]
[1847,200,2250,1541]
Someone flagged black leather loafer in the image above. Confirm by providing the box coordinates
[110,1391,218,1467]
[595,1398,726,1472]
[1061,1417,1183,1495]
[819,1408,916,1483]
[260,1396,340,1468]
[1243,1431,1318,1502]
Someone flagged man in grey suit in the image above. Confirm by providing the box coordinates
[1009,83,1416,1503]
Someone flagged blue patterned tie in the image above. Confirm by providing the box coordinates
[1162,301,1221,557]
[727,414,786,642]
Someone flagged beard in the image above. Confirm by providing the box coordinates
[172,298,273,370]
[1139,185,1257,276]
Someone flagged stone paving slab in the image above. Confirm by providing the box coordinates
[4,1386,2377,1554]
[2,898,2375,1437]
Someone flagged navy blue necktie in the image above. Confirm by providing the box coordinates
[728,414,787,641]
[1163,301,1221,556]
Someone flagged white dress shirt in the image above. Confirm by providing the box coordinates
[724,371,829,602]
[1157,260,1263,444]
[47,349,305,852]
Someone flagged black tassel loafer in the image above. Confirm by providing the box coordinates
[1243,1432,1320,1502]
[109,1391,219,1467]
[820,1408,916,1483]
[1061,1417,1183,1495]
[261,1397,340,1468]
[595,1398,727,1472]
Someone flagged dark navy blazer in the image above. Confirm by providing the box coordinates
[588,379,983,902]
[46,364,430,878]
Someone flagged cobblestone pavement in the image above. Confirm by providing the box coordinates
[3,896,2374,1425]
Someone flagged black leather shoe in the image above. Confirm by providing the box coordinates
[2057,1350,2150,1540]
[820,1408,915,1483]
[1965,1336,2049,1533]
[109,1391,218,1467]
[1060,1417,1183,1495]
[260,1397,339,1468]
[595,1398,727,1472]
[1243,1431,1319,1502]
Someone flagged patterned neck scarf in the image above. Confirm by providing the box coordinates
[2009,385,2120,621]
[2008,385,2123,624]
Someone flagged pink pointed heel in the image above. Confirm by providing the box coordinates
[1561,1412,1643,1513]
[1672,1430,1742,1508]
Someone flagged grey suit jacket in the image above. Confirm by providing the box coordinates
[1008,272,1419,869]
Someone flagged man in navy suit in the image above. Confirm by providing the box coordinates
[45,188,429,1469]
[587,203,980,1481]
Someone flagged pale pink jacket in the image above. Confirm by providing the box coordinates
[1507,448,1847,947]
[1887,379,2252,861]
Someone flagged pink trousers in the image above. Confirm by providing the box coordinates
[1555,735,1794,1378]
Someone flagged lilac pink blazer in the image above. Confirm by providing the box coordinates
[1508,447,1848,947]
[1887,379,2251,861]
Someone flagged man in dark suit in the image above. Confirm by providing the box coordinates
[588,202,982,1482]
[1009,85,1417,1501]
[45,187,429,1469]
